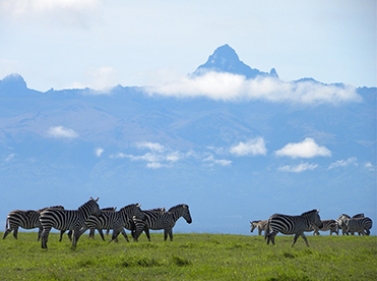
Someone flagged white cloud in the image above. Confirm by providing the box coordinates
[4,153,15,162]
[47,126,79,139]
[328,157,358,169]
[136,142,165,152]
[279,162,318,173]
[145,72,361,105]
[275,138,331,159]
[203,155,232,167]
[364,162,375,171]
[0,0,100,27]
[111,142,185,169]
[229,137,267,156]
[95,148,104,157]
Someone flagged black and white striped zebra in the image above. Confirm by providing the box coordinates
[63,207,117,242]
[39,197,101,249]
[312,219,339,235]
[337,214,372,236]
[127,207,166,241]
[3,205,64,240]
[78,203,145,243]
[265,209,323,247]
[133,204,192,242]
[250,220,268,236]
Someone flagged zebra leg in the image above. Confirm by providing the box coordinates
[71,230,81,249]
[144,227,151,242]
[41,228,51,249]
[88,228,95,239]
[168,229,173,241]
[97,229,106,241]
[13,227,19,239]
[120,229,129,242]
[59,230,65,242]
[296,233,309,247]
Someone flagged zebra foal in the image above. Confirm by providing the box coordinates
[265,209,323,247]
[250,220,268,236]
[3,205,64,240]
[133,204,192,242]
[40,197,101,249]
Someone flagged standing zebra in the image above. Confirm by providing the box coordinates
[3,205,64,240]
[40,197,101,249]
[133,204,192,242]
[337,214,372,236]
[78,203,146,243]
[126,207,166,241]
[265,209,323,247]
[312,219,339,235]
[250,220,268,236]
[63,207,117,241]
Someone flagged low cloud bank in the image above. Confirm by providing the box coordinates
[146,72,361,105]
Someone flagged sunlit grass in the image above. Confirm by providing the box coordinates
[0,232,376,280]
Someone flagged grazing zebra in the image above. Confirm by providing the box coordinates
[337,214,372,236]
[250,220,268,236]
[312,219,339,235]
[3,205,64,240]
[63,207,117,241]
[265,209,323,247]
[133,204,192,242]
[40,197,101,249]
[78,203,145,243]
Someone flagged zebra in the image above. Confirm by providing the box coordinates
[265,209,323,247]
[250,220,268,236]
[63,207,117,241]
[39,197,101,249]
[336,214,365,235]
[337,214,372,236]
[78,203,146,243]
[312,219,339,235]
[3,205,64,240]
[133,204,192,242]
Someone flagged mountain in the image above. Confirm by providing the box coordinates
[0,46,376,236]
[192,44,278,78]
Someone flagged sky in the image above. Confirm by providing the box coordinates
[0,0,376,92]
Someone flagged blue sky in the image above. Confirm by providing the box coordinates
[0,0,376,92]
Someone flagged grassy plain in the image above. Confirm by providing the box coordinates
[0,232,376,281]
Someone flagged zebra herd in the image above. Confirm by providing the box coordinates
[250,210,373,247]
[3,197,192,249]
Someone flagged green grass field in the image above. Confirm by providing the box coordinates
[0,232,376,280]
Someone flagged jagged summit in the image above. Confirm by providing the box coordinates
[192,44,278,79]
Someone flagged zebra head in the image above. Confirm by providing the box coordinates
[181,204,192,224]
[83,197,101,216]
[302,209,323,229]
[250,220,259,233]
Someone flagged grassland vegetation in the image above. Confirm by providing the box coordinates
[0,232,376,280]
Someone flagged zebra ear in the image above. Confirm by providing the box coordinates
[136,203,141,207]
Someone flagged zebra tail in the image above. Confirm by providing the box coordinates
[5,216,9,230]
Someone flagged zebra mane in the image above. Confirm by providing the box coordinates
[341,214,351,219]
[168,204,188,212]
[301,209,318,216]
[119,203,140,211]
[101,207,117,212]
